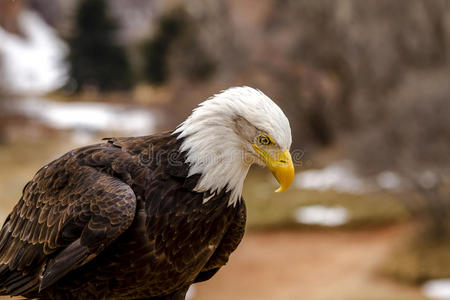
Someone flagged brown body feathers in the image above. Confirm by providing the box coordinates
[0,132,246,299]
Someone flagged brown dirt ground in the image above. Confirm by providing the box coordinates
[193,225,426,300]
[0,225,425,300]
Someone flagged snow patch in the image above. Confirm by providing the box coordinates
[418,171,438,189]
[0,10,68,95]
[12,98,155,136]
[422,279,450,300]
[294,205,349,226]
[376,171,402,190]
[295,161,367,193]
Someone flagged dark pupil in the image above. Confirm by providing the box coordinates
[261,137,269,144]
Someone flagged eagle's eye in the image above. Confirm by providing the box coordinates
[258,135,271,145]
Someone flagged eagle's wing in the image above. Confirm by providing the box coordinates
[0,154,136,295]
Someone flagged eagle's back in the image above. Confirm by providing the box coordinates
[0,132,246,299]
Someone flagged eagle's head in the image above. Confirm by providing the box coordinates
[174,86,294,205]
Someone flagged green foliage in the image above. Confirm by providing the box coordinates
[68,0,133,92]
[142,8,215,85]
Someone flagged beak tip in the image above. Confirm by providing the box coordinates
[275,187,284,193]
[266,149,295,194]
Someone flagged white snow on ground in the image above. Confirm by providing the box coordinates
[376,170,439,190]
[10,98,156,136]
[376,170,402,190]
[294,205,349,226]
[418,170,439,189]
[295,160,367,194]
[422,279,450,300]
[0,10,68,96]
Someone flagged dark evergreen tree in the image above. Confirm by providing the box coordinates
[141,9,186,85]
[142,8,215,85]
[68,0,133,92]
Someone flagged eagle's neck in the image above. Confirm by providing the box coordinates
[173,118,253,206]
[175,131,251,206]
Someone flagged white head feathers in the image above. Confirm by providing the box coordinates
[173,86,292,206]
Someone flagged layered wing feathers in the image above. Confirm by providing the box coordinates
[0,145,137,295]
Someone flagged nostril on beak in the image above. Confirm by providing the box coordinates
[279,159,287,163]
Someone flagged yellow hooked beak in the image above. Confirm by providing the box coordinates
[253,145,295,193]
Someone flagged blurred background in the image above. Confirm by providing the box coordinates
[0,0,450,299]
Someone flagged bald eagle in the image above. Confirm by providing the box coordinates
[0,87,294,299]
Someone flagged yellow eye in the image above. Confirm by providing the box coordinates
[258,135,271,145]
